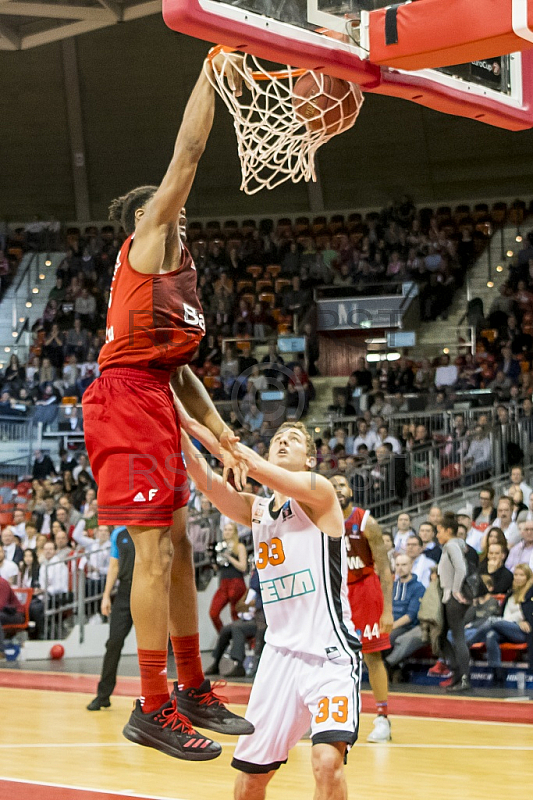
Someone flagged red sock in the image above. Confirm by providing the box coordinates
[376,701,388,717]
[138,649,169,713]
[171,634,204,689]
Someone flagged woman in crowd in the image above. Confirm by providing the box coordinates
[3,354,25,392]
[19,548,40,589]
[472,564,533,684]
[479,527,508,562]
[437,512,471,693]
[209,522,248,632]
[18,548,45,638]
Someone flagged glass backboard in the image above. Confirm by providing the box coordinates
[163,0,533,129]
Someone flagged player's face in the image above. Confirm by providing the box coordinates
[329,475,352,508]
[269,428,309,471]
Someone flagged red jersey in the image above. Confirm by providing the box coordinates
[98,235,205,373]
[344,506,374,584]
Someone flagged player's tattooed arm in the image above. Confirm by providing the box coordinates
[181,431,255,527]
[365,516,394,634]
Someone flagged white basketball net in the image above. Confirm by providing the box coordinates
[205,50,364,195]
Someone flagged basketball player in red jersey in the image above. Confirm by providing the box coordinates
[82,52,253,761]
[329,474,394,743]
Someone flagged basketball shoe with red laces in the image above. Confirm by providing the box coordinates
[173,679,255,735]
[122,697,222,760]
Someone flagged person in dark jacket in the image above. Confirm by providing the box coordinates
[478,542,514,594]
[390,554,425,647]
[205,570,265,678]
[86,527,135,710]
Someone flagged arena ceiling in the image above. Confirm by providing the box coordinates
[0,0,159,50]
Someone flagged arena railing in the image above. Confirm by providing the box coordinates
[41,546,110,642]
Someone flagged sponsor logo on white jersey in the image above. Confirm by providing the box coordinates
[260,568,316,604]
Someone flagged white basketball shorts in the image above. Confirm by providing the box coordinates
[232,643,361,773]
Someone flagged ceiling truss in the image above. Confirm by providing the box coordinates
[0,0,162,50]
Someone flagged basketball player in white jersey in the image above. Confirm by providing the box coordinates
[181,420,361,800]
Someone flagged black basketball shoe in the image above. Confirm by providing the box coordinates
[122,697,222,761]
[173,679,255,736]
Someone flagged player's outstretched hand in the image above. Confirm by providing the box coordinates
[209,49,244,96]
[379,609,394,635]
[220,430,248,490]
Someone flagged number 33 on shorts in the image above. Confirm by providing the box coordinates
[315,696,348,724]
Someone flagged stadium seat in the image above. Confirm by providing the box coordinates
[329,214,345,233]
[256,279,273,292]
[454,204,471,224]
[275,278,291,293]
[241,219,256,235]
[246,265,263,279]
[295,216,310,234]
[2,588,33,635]
[265,264,281,278]
[491,202,507,224]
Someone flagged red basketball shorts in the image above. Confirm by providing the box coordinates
[347,572,390,653]
[82,367,189,527]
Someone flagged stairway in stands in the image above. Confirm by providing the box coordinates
[415,222,522,353]
[0,252,65,368]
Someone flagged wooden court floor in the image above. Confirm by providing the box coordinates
[1,686,532,800]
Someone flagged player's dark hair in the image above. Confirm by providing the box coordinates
[108,185,158,235]
[407,534,423,547]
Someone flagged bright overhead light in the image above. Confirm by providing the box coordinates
[45,259,52,267]
[39,273,45,280]
[365,337,387,344]
[32,287,39,294]
[387,351,401,361]
[18,317,24,323]
[443,347,450,354]
[516,235,522,243]
[25,301,32,308]
[496,265,503,272]
[4,347,10,353]
[314,427,321,433]
[11,331,17,338]
[366,353,381,363]
[487,281,494,288]
[506,250,514,257]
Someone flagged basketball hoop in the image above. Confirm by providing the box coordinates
[205,46,364,195]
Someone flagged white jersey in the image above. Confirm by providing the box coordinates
[251,495,361,661]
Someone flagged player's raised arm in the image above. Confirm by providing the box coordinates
[364,515,394,634]
[171,367,247,488]
[181,431,254,527]
[139,54,242,229]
